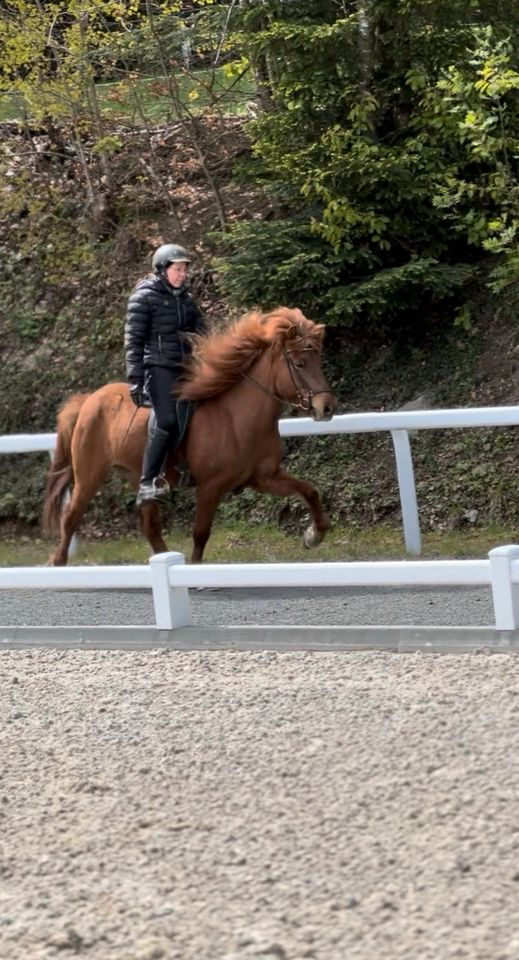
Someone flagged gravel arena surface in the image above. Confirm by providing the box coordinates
[2,648,519,960]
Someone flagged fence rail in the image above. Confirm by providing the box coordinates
[2,546,519,633]
[149,547,519,631]
[2,404,519,555]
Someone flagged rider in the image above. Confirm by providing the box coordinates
[124,242,205,506]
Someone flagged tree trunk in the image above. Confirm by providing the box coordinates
[357,1,377,139]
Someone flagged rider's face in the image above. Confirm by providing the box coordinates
[166,261,189,287]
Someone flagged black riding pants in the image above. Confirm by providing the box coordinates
[140,366,180,483]
[145,365,179,434]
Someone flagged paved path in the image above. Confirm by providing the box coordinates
[0,584,495,629]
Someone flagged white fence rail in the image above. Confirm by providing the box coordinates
[2,404,519,555]
[2,546,519,632]
[0,433,57,453]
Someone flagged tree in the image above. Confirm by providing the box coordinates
[215,0,519,333]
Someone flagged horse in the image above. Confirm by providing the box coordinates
[42,306,338,565]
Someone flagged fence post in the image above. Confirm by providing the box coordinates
[390,429,421,556]
[149,551,191,629]
[488,545,519,630]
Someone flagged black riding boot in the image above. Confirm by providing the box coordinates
[137,426,172,505]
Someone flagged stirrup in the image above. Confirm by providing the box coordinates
[136,476,170,506]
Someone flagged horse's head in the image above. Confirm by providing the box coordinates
[270,309,338,422]
[180,305,337,421]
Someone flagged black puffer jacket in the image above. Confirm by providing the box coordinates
[124,274,204,384]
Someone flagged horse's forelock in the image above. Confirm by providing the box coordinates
[263,310,325,352]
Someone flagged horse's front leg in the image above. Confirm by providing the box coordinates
[251,469,330,548]
[139,501,168,554]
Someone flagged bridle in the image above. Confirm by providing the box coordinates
[243,347,329,414]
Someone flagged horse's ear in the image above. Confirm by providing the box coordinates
[285,323,298,341]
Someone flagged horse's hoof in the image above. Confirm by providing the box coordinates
[303,524,322,548]
[47,556,66,566]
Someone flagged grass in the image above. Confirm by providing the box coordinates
[1,522,515,567]
[97,71,256,120]
[0,93,23,122]
[0,68,256,123]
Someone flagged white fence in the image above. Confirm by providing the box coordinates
[3,404,519,555]
[2,545,519,633]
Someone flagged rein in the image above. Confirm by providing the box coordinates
[118,401,141,460]
[241,372,286,407]
[243,349,328,413]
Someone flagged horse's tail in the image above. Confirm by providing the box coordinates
[42,393,90,535]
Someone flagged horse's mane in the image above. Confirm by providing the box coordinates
[180,307,324,401]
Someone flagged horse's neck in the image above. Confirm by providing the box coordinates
[223,351,281,425]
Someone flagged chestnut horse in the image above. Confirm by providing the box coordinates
[43,307,337,565]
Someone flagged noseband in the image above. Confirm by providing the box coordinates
[243,348,329,413]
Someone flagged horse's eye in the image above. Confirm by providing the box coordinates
[294,358,305,369]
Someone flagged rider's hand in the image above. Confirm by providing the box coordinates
[129,382,144,407]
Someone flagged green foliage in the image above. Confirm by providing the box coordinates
[212,219,343,312]
[217,1,519,334]
[1,1,517,332]
[326,260,475,325]
[488,248,519,302]
[214,219,475,325]
[8,307,54,342]
[0,1,131,121]
[423,30,519,240]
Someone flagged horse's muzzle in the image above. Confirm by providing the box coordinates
[311,393,338,422]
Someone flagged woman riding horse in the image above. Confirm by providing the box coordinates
[43,307,338,565]
[125,242,204,506]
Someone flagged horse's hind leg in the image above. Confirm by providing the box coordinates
[50,465,109,566]
[139,502,168,555]
[251,469,330,547]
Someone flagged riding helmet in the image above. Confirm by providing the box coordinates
[152,243,192,273]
